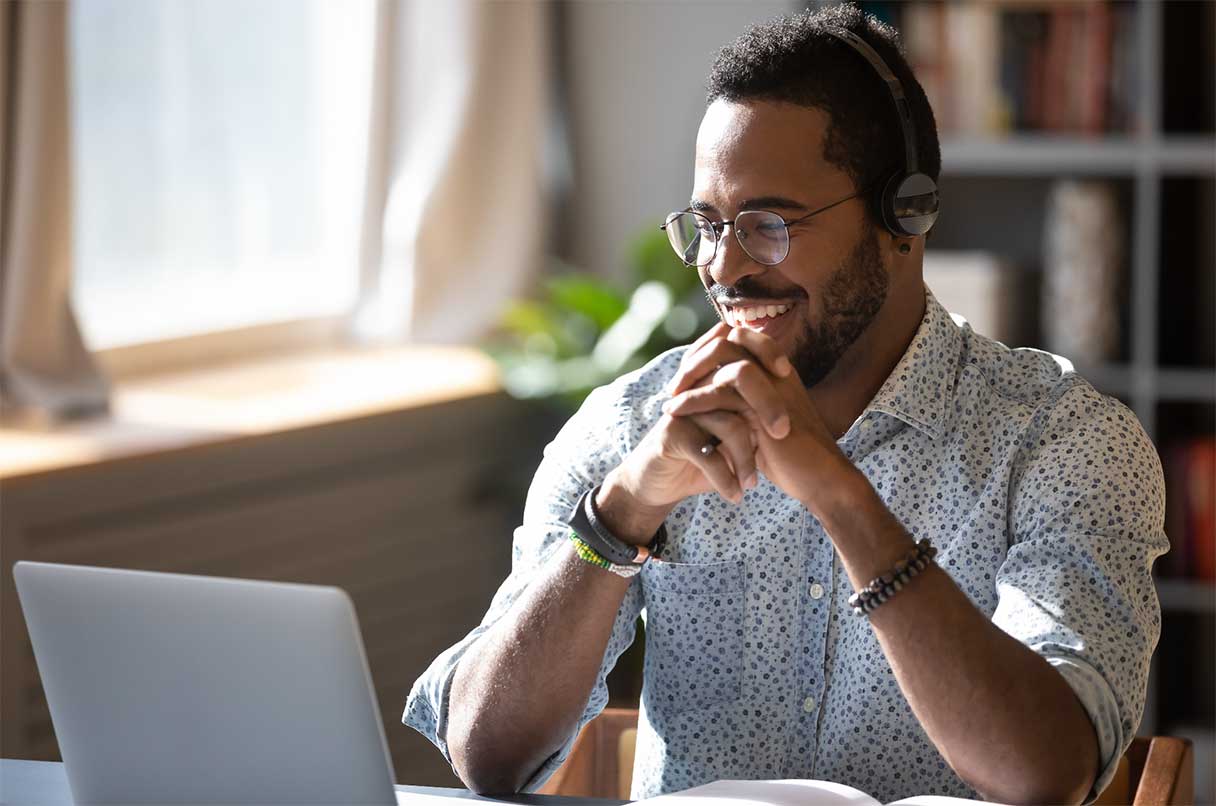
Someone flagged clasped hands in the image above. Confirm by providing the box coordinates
[610,322,856,520]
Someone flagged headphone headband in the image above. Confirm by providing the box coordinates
[824,28,938,237]
[827,29,918,175]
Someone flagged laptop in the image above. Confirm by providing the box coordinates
[13,561,404,805]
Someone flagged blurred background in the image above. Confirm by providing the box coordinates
[0,0,1212,799]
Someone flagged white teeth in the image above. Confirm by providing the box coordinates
[724,303,791,325]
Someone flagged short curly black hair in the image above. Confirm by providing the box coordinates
[706,3,940,227]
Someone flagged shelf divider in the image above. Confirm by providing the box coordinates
[1156,578,1216,614]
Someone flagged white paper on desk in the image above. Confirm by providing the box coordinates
[395,791,543,806]
[397,792,470,805]
[632,779,998,806]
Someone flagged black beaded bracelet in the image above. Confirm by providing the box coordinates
[848,538,937,617]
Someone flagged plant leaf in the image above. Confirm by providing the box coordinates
[630,228,701,298]
[544,275,628,330]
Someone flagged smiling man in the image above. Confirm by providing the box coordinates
[404,6,1167,805]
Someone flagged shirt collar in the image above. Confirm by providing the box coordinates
[860,285,962,441]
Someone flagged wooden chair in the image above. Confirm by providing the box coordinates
[541,708,1194,805]
[538,708,639,800]
[1094,735,1194,806]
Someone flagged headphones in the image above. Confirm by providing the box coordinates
[826,29,940,238]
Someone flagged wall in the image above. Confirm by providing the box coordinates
[558,1,796,281]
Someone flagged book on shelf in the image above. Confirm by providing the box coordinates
[634,778,1000,806]
[1162,436,1216,582]
[1042,179,1123,365]
[888,1,1138,136]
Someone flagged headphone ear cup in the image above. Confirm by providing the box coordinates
[884,172,939,236]
[877,171,907,236]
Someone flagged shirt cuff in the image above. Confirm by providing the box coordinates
[518,736,580,793]
[1045,656,1127,803]
[403,655,462,773]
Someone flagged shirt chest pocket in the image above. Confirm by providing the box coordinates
[641,558,746,715]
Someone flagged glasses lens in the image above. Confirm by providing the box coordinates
[665,212,716,266]
[734,211,789,266]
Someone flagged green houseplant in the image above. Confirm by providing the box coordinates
[485,228,716,412]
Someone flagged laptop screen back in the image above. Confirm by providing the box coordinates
[14,561,397,805]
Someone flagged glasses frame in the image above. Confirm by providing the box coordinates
[660,187,866,268]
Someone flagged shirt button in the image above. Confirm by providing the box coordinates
[802,695,816,712]
[809,582,825,600]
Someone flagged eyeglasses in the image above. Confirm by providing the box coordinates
[660,189,864,268]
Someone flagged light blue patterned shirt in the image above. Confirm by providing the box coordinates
[404,286,1168,803]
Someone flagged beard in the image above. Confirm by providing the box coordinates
[703,223,889,387]
[789,224,888,387]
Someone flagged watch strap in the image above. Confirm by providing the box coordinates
[567,486,666,566]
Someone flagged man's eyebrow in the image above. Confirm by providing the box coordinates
[739,196,808,212]
[687,196,809,214]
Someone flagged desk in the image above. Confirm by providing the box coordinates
[0,760,627,806]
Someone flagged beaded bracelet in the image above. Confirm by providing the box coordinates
[569,533,642,578]
[848,537,937,616]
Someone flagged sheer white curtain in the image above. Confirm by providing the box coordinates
[351,0,548,345]
[71,0,375,350]
[0,0,109,421]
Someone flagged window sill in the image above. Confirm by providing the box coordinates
[0,345,501,482]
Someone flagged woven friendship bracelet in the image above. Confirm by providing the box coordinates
[848,537,937,616]
[569,533,642,578]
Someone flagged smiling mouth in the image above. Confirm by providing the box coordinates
[721,302,794,329]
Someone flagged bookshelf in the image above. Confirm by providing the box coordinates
[895,0,1214,423]
[866,0,1215,797]
[942,135,1216,176]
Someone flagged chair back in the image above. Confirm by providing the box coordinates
[1094,736,1193,806]
[537,708,637,800]
[541,708,1194,806]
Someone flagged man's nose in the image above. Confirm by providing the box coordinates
[707,227,766,288]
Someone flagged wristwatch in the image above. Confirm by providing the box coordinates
[566,485,666,572]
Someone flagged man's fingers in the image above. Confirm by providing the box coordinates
[691,410,758,494]
[671,328,792,395]
[662,412,754,503]
[726,327,793,378]
[668,322,731,394]
[678,322,733,378]
[690,320,731,352]
[665,362,791,439]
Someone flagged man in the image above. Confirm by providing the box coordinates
[405,6,1167,804]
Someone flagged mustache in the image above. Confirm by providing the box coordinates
[706,279,807,303]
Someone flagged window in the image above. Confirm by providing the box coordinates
[70,0,375,350]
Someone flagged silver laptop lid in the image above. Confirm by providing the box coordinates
[14,561,397,805]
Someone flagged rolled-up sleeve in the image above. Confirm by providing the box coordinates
[995,383,1169,801]
[402,376,649,789]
